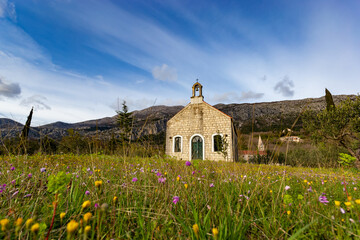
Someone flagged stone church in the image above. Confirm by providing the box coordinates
[165,82,238,162]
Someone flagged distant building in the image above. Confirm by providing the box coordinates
[240,135,266,161]
[165,82,238,161]
[258,135,265,151]
[280,136,302,143]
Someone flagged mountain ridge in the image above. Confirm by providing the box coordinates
[0,95,355,140]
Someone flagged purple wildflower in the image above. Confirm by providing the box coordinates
[307,186,313,192]
[185,161,191,166]
[94,203,99,208]
[158,177,166,184]
[24,194,32,198]
[156,172,162,177]
[319,194,329,205]
[172,196,180,204]
[210,183,215,188]
[85,190,90,195]
[285,186,290,191]
[10,167,15,171]
[28,173,32,178]
[40,168,46,173]
[340,207,346,214]
[11,180,15,185]
[12,191,19,198]
[132,177,138,182]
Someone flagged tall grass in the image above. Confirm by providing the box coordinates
[0,154,359,239]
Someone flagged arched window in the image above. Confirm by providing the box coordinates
[213,134,223,152]
[174,136,182,152]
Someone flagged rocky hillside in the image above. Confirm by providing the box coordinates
[0,95,354,140]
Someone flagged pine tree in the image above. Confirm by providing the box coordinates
[116,101,133,142]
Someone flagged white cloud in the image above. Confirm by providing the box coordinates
[0,77,21,98]
[0,0,16,20]
[152,64,177,82]
[274,76,294,97]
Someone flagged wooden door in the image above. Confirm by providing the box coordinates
[191,136,203,160]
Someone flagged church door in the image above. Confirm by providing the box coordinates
[191,136,203,160]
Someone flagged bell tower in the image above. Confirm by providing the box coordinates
[190,81,204,104]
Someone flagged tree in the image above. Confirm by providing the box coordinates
[325,88,335,111]
[116,101,133,142]
[19,107,34,154]
[303,91,360,164]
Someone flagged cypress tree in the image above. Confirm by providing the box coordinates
[325,88,335,111]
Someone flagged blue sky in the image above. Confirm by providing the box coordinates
[0,0,360,125]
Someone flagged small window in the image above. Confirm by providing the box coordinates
[213,135,223,152]
[174,136,181,152]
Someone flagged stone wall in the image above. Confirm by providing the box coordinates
[166,99,236,161]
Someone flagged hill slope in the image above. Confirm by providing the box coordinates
[0,95,354,139]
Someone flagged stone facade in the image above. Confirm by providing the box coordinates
[166,82,238,162]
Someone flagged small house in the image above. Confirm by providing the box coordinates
[165,82,238,161]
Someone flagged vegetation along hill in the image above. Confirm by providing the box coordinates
[0,95,354,140]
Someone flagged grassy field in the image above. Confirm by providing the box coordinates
[0,154,360,239]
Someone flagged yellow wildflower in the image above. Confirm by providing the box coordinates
[82,200,91,209]
[347,196,352,201]
[355,199,360,205]
[60,212,66,221]
[193,224,199,237]
[0,219,9,231]
[83,212,92,223]
[335,201,341,207]
[304,180,307,183]
[212,228,219,238]
[113,196,118,204]
[270,190,273,193]
[176,176,180,181]
[95,180,103,188]
[67,220,79,234]
[26,219,34,229]
[345,202,351,207]
[84,225,91,233]
[287,211,291,215]
[15,218,23,226]
[31,223,40,233]
[184,184,188,189]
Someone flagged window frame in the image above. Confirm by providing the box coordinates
[212,133,224,152]
[173,135,183,153]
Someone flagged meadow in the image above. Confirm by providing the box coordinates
[0,154,360,239]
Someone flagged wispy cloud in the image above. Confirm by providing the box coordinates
[274,76,294,97]
[212,91,264,103]
[1,0,360,124]
[0,77,21,98]
[152,64,177,82]
[20,95,51,110]
[0,0,16,20]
